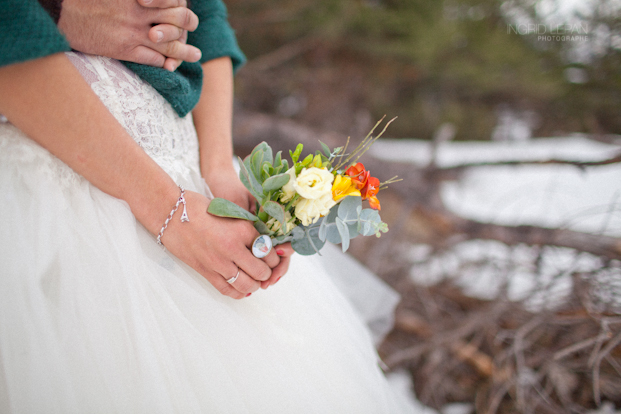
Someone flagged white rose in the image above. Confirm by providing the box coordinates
[266,212,296,236]
[293,167,334,200]
[295,193,337,226]
[280,167,297,202]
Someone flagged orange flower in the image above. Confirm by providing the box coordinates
[345,163,370,190]
[361,176,381,210]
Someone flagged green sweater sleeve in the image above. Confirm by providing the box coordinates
[187,0,247,73]
[0,0,70,67]
[123,0,246,118]
[0,0,244,118]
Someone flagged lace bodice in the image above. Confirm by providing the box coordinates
[66,52,201,181]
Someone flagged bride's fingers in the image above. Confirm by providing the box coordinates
[235,250,272,282]
[260,248,280,269]
[261,256,291,289]
[221,268,260,297]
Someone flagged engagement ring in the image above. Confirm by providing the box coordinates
[227,269,240,284]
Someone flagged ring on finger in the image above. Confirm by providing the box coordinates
[251,235,273,259]
[227,269,240,285]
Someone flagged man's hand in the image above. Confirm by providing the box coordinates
[58,0,201,71]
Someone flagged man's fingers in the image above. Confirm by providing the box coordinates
[151,40,202,63]
[162,57,183,72]
[137,0,187,9]
[153,7,199,32]
[130,45,166,68]
[149,24,184,44]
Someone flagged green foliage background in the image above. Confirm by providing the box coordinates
[228,0,621,140]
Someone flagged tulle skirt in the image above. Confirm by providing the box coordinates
[0,53,410,413]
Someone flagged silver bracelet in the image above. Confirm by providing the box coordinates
[156,185,189,246]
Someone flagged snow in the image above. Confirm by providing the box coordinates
[371,136,621,236]
[371,136,621,311]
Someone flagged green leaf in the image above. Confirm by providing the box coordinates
[262,200,286,229]
[338,196,362,222]
[301,154,313,168]
[262,172,290,192]
[274,151,283,169]
[251,149,265,181]
[254,220,273,235]
[252,141,273,165]
[238,156,264,201]
[291,226,325,256]
[335,217,350,252]
[262,162,272,181]
[291,226,305,240]
[207,198,258,221]
[290,144,303,164]
[319,140,331,158]
[359,209,388,237]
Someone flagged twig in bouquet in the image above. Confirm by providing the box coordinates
[350,117,396,166]
[334,115,397,171]
[379,176,402,190]
[336,135,350,169]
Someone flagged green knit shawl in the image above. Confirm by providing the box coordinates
[0,0,246,117]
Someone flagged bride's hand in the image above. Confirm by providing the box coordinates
[160,191,280,299]
[204,167,256,213]
[204,167,296,288]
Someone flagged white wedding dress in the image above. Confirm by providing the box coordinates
[0,52,411,413]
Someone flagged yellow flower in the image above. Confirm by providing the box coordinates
[331,175,361,202]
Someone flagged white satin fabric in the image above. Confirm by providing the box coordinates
[0,53,411,413]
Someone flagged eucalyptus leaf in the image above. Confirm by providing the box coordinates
[262,173,290,192]
[335,217,350,252]
[262,201,286,229]
[291,226,325,256]
[207,198,258,221]
[272,234,293,245]
[291,225,305,240]
[359,208,388,237]
[338,196,362,222]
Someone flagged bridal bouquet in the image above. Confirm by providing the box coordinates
[208,117,398,256]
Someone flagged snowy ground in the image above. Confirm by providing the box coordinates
[371,136,621,310]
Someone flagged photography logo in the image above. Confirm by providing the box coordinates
[507,23,589,42]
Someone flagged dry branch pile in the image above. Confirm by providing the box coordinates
[380,279,621,413]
